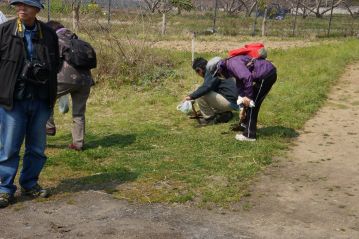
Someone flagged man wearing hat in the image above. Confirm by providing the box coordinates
[0,0,60,208]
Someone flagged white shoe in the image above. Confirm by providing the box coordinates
[235,134,256,142]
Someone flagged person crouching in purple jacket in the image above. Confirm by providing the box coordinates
[217,55,277,141]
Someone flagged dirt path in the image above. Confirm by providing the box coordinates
[1,64,358,239]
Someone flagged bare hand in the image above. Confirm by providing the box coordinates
[184,96,192,101]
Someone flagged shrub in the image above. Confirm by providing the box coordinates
[82,25,176,87]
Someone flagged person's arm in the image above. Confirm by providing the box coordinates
[187,72,219,100]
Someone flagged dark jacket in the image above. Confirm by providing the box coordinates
[56,28,94,86]
[189,71,238,104]
[0,18,60,110]
[218,55,276,99]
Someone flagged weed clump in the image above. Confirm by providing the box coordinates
[82,25,176,87]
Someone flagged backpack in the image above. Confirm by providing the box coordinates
[228,43,267,59]
[65,35,97,69]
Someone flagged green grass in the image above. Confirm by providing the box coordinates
[43,38,359,208]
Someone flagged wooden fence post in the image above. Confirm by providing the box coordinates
[108,0,112,25]
[261,8,267,37]
[292,0,299,36]
[191,32,195,63]
[212,0,218,32]
[161,13,166,35]
[252,1,258,36]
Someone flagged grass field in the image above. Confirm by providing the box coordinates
[42,38,359,208]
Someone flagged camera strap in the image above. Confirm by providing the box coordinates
[17,18,44,61]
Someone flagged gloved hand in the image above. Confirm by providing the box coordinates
[237,96,255,108]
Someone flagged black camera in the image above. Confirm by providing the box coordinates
[20,60,49,85]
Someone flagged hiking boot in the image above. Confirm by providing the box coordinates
[198,117,215,126]
[46,127,56,136]
[235,134,256,142]
[21,184,50,198]
[0,193,14,208]
[68,143,83,151]
[214,111,233,124]
[188,111,203,119]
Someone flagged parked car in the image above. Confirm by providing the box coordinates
[257,3,290,20]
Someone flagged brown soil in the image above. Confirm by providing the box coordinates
[152,39,339,53]
[1,64,358,239]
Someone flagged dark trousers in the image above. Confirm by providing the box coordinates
[243,72,277,139]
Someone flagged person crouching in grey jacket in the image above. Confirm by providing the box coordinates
[45,20,94,151]
[184,57,239,126]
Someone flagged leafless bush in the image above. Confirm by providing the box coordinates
[80,21,174,87]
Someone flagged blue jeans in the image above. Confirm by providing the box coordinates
[0,99,50,195]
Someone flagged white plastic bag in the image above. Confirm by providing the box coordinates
[176,100,193,114]
[58,94,70,114]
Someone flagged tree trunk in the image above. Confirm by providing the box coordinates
[327,0,335,36]
[247,1,256,17]
[72,3,80,32]
[252,1,258,36]
[261,8,267,37]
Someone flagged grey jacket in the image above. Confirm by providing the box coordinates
[56,28,94,86]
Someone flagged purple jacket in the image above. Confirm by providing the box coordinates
[218,55,276,99]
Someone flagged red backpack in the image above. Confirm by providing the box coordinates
[228,43,267,59]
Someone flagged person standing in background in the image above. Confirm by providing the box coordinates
[46,20,95,151]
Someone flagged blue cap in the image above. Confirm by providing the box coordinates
[10,0,44,9]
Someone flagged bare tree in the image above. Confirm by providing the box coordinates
[221,0,247,15]
[72,0,81,32]
[142,0,162,13]
[298,0,345,18]
[158,0,172,35]
[247,0,259,16]
[341,0,359,18]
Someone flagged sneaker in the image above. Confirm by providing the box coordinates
[235,134,256,142]
[214,111,233,123]
[0,193,14,208]
[68,143,83,151]
[21,184,50,198]
[46,127,56,136]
